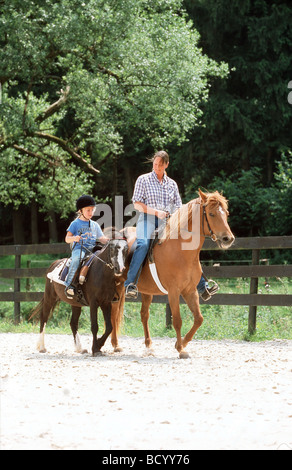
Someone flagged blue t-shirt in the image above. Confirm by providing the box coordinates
[67,218,104,251]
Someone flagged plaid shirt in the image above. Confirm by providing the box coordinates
[132,171,182,214]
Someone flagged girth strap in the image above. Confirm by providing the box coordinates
[149,262,168,295]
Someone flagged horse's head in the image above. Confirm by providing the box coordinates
[108,238,128,276]
[199,189,235,249]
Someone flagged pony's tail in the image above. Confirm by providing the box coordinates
[29,297,44,321]
[28,296,60,322]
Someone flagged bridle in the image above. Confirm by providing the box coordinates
[202,205,218,243]
[82,237,128,271]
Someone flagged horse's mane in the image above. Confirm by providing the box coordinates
[160,191,228,242]
[203,191,228,212]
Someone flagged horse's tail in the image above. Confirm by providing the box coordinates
[28,296,60,322]
[29,297,44,321]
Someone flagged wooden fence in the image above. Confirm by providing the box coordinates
[0,236,291,333]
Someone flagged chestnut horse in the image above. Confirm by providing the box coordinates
[111,190,235,359]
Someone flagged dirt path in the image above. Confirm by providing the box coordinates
[0,333,291,450]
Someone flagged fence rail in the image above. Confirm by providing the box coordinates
[0,236,291,333]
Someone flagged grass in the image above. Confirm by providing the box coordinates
[0,253,291,341]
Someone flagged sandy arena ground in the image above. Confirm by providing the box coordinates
[0,332,291,450]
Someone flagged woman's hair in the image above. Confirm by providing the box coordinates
[151,150,169,164]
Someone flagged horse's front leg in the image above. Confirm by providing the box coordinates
[89,301,100,356]
[141,293,153,351]
[95,303,113,352]
[70,306,88,354]
[181,288,203,349]
[168,292,189,359]
[111,289,125,353]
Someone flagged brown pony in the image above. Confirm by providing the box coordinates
[30,228,128,356]
[111,189,235,359]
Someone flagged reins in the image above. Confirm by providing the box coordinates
[82,244,115,270]
[168,199,218,242]
[82,237,128,271]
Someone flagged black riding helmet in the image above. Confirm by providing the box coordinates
[76,195,96,211]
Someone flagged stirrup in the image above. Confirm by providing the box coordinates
[125,283,138,299]
[65,286,74,299]
[200,280,219,301]
[207,279,219,295]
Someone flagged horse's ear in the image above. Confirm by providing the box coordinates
[198,188,207,203]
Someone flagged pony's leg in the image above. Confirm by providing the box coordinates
[95,304,113,353]
[37,288,57,353]
[37,321,47,353]
[90,301,99,356]
[70,306,88,354]
[168,292,189,359]
[181,288,204,349]
[111,291,125,352]
[140,293,153,350]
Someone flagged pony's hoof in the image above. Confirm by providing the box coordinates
[92,351,103,357]
[179,351,190,359]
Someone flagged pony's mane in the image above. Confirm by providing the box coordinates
[160,191,228,242]
[104,226,123,239]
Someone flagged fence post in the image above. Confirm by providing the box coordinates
[248,249,260,334]
[14,249,21,324]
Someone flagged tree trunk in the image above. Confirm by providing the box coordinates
[13,207,25,244]
[48,210,58,242]
[30,200,39,244]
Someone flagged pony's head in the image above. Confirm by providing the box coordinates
[199,189,234,249]
[103,227,128,275]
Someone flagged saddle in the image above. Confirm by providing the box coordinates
[47,244,106,306]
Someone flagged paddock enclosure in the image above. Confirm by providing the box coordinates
[0,236,292,332]
[1,333,291,450]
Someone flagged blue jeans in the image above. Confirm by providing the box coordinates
[125,213,159,287]
[125,213,208,293]
[64,247,86,288]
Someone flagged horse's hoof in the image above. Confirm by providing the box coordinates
[179,351,190,359]
[92,351,103,357]
[144,348,155,357]
[81,349,88,354]
[114,346,123,353]
[38,348,47,353]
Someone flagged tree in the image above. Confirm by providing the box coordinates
[0,0,228,222]
[182,0,292,191]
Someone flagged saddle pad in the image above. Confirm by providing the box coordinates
[47,260,68,285]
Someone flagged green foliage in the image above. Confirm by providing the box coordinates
[268,152,292,236]
[210,168,271,237]
[0,0,227,220]
[181,0,292,215]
